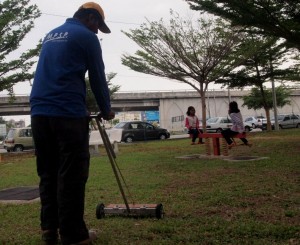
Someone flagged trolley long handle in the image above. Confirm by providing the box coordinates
[93,117,131,213]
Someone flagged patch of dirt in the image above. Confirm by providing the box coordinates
[224,156,268,161]
[176,154,268,162]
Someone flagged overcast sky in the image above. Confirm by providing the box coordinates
[3,0,203,96]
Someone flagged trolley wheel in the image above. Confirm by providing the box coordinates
[96,203,105,219]
[155,204,164,219]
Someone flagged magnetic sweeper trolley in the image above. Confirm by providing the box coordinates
[90,115,164,219]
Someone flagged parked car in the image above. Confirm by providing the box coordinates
[206,117,232,133]
[262,114,300,130]
[3,127,34,152]
[205,117,251,133]
[244,116,265,129]
[109,121,170,143]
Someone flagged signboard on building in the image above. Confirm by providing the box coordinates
[145,111,159,122]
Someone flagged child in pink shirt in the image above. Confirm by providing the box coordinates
[185,106,203,145]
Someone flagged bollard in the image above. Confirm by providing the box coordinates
[113,141,119,154]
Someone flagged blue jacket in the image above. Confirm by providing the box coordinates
[30,18,111,117]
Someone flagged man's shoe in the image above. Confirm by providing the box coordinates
[70,230,97,245]
[198,142,204,144]
[228,143,235,149]
[191,142,196,145]
[42,230,58,245]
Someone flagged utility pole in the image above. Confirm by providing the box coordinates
[207,92,211,118]
[270,58,279,130]
[228,87,231,103]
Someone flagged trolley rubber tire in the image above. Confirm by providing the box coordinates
[96,203,105,219]
[155,203,164,219]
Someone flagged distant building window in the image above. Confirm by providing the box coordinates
[172,115,184,122]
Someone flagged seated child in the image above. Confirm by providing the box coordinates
[185,106,203,145]
[221,101,252,148]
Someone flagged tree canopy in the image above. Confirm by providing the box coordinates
[243,86,291,111]
[215,34,299,129]
[0,0,41,94]
[122,12,248,129]
[185,0,300,50]
[86,72,120,113]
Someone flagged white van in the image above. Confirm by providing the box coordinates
[3,127,34,152]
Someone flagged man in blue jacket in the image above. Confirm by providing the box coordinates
[30,2,114,244]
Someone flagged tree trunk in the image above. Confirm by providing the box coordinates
[259,84,272,131]
[200,88,207,133]
[264,108,272,131]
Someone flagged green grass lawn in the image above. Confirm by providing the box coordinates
[0,129,299,244]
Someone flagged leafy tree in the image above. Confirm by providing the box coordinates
[86,72,121,113]
[112,119,120,125]
[0,0,41,94]
[106,72,121,100]
[121,12,247,130]
[215,35,299,130]
[243,86,291,129]
[185,0,300,50]
[0,117,5,124]
[0,117,6,137]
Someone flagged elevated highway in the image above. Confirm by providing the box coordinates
[0,90,243,116]
[0,93,161,116]
[1,89,300,131]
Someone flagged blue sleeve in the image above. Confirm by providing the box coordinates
[86,35,111,115]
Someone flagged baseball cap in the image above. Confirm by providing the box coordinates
[79,2,111,33]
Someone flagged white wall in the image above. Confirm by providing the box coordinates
[159,94,300,131]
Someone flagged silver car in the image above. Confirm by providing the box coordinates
[206,117,232,133]
[206,117,251,133]
[244,116,265,129]
[3,127,34,152]
[269,114,300,129]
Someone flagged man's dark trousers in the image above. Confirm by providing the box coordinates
[31,116,90,244]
